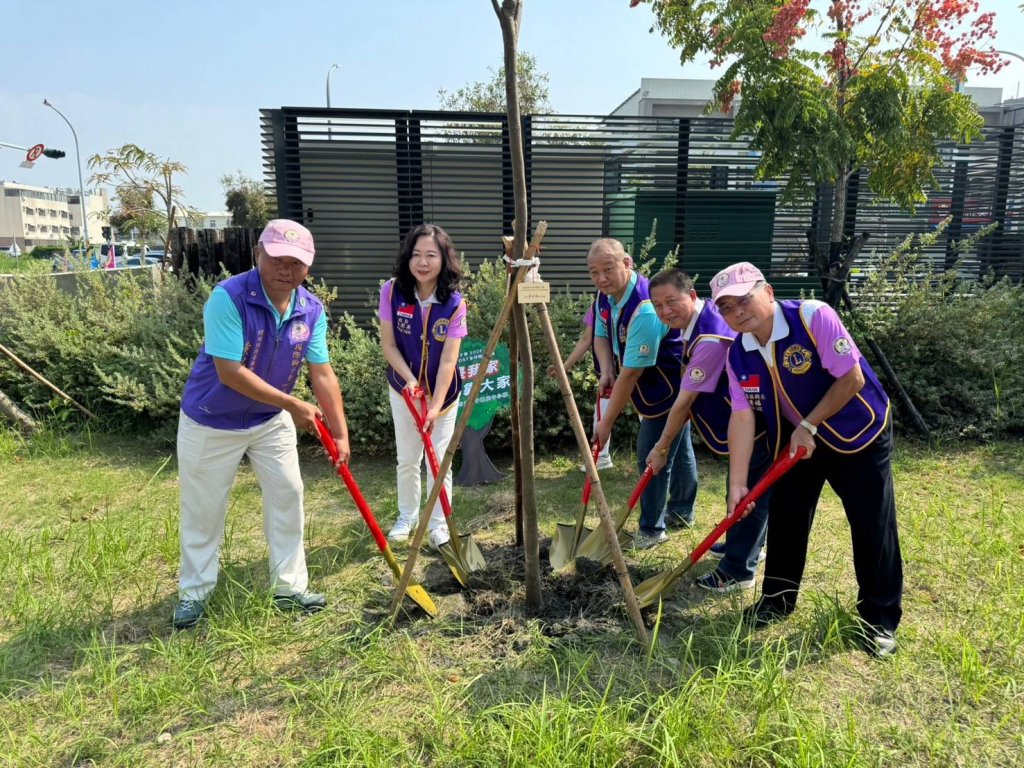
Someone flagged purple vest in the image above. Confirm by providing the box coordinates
[685,302,736,456]
[597,273,682,418]
[385,279,464,410]
[181,269,324,430]
[727,300,890,458]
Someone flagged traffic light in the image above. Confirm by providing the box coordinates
[43,148,66,159]
[101,226,111,241]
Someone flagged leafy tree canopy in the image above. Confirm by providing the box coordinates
[220,172,270,229]
[438,51,552,113]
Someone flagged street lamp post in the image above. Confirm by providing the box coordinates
[42,99,89,248]
[326,63,339,108]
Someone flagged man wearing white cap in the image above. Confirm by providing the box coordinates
[173,219,350,629]
[713,261,903,657]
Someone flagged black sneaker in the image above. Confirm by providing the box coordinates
[273,591,327,614]
[742,599,791,629]
[864,629,898,659]
[665,514,694,529]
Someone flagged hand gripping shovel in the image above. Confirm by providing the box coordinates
[574,464,654,566]
[314,417,437,617]
[633,446,806,609]
[402,388,486,587]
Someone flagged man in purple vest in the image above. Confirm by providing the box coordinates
[714,262,903,657]
[173,219,350,630]
[590,238,698,550]
[646,268,771,593]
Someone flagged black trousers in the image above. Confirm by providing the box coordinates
[759,424,903,633]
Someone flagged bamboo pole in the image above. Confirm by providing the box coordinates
[0,342,97,420]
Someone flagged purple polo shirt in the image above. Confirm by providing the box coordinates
[680,298,730,394]
[727,301,862,425]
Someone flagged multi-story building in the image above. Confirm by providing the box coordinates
[0,181,109,253]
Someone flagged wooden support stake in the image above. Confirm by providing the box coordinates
[0,342,97,420]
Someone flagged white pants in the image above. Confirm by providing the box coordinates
[388,388,457,530]
[594,396,612,461]
[177,410,308,601]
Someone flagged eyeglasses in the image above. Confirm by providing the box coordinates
[716,282,765,316]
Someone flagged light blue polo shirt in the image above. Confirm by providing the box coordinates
[594,271,670,368]
[203,284,329,364]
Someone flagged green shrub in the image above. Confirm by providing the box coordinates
[849,232,1024,439]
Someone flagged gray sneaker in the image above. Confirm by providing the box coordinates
[868,630,898,659]
[172,598,205,630]
[632,530,669,550]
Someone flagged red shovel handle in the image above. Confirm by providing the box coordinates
[315,416,389,552]
[627,464,654,510]
[687,446,806,566]
[401,388,453,518]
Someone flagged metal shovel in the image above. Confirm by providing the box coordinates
[402,389,486,586]
[633,446,806,609]
[574,464,654,565]
[549,390,607,571]
[314,417,438,617]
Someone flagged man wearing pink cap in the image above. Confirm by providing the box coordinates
[173,219,351,630]
[714,261,903,658]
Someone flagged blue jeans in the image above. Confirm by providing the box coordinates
[636,417,698,534]
[718,439,773,582]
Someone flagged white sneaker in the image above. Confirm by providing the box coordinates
[388,514,417,543]
[428,527,451,550]
[579,455,614,472]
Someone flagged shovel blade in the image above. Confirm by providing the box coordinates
[633,569,680,609]
[405,584,438,617]
[578,528,632,565]
[437,533,484,587]
[550,522,592,571]
[457,533,486,572]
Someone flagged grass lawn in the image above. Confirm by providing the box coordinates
[0,429,1021,766]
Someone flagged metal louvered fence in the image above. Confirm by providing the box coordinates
[260,107,1024,322]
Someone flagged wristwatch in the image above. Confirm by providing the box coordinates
[799,419,818,437]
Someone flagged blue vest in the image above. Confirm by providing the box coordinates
[385,279,464,411]
[181,269,324,430]
[684,302,736,456]
[597,273,682,418]
[727,300,891,458]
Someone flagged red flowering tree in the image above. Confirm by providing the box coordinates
[630,0,1005,305]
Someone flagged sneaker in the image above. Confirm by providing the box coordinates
[172,598,205,630]
[632,530,669,550]
[696,568,755,594]
[665,514,694,529]
[273,591,327,613]
[867,629,898,659]
[428,527,451,550]
[742,599,792,629]
[388,514,417,543]
[578,455,614,472]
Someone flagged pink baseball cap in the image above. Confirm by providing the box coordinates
[258,219,315,266]
[710,262,765,302]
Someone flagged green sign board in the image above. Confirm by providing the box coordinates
[457,339,511,431]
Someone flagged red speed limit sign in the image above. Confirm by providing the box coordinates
[26,144,44,163]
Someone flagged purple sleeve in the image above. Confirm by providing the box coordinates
[726,357,752,412]
[378,280,393,323]
[810,303,861,378]
[583,304,595,328]
[681,339,730,394]
[447,299,469,339]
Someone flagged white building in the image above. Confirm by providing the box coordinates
[199,211,233,230]
[0,181,109,252]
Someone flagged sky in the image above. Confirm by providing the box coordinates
[3,0,1023,212]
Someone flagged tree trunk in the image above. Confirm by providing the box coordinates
[0,388,38,433]
[507,290,524,546]
[493,0,542,612]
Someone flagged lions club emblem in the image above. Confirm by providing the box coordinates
[289,321,310,343]
[688,367,706,383]
[833,337,852,355]
[716,272,731,288]
[638,343,650,356]
[782,344,812,375]
[284,229,301,242]
[431,317,450,342]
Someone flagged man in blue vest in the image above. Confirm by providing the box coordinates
[590,239,698,550]
[645,268,771,593]
[715,262,903,657]
[173,219,350,630]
